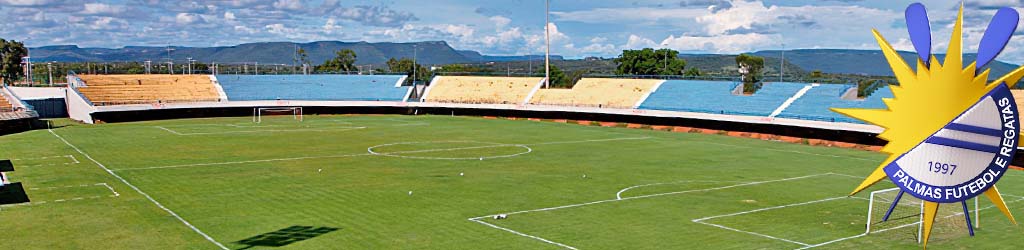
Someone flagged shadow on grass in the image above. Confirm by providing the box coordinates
[0,183,31,205]
[235,225,339,249]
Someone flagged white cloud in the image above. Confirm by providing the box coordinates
[81,3,126,16]
[661,33,779,53]
[272,0,302,11]
[265,23,294,35]
[323,18,343,34]
[490,16,511,30]
[175,13,203,25]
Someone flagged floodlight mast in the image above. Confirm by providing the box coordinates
[780,41,785,82]
[544,0,550,88]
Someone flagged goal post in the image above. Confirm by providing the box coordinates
[253,107,303,123]
[866,187,980,243]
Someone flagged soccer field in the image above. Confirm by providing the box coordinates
[1,114,1023,249]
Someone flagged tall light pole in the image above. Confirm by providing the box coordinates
[25,37,32,84]
[47,62,53,85]
[780,42,785,82]
[544,0,550,88]
[412,44,418,86]
[145,60,151,74]
[662,42,669,74]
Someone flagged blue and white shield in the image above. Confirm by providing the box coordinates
[883,83,1020,203]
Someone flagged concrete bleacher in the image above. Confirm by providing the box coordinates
[639,80,806,116]
[777,86,892,123]
[76,75,221,105]
[0,94,11,112]
[424,76,542,104]
[217,74,408,101]
[529,78,663,108]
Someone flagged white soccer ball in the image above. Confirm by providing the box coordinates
[460,172,464,176]
[408,191,413,196]
[493,214,508,220]
[479,157,484,161]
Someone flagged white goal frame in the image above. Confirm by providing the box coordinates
[865,187,980,244]
[253,107,303,123]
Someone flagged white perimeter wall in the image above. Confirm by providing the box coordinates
[65,88,95,124]
[9,87,66,100]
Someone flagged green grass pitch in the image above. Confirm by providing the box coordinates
[1,114,1023,249]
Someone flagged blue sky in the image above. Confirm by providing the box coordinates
[1,0,1023,62]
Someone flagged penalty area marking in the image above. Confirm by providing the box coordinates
[2,183,123,211]
[467,173,857,249]
[46,129,229,250]
[9,154,80,167]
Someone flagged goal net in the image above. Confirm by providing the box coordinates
[253,107,303,123]
[866,187,979,243]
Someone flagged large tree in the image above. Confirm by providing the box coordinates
[0,39,27,84]
[316,49,358,73]
[613,48,686,75]
[386,57,429,84]
[735,53,764,84]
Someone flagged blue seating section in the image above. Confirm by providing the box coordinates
[776,85,892,123]
[217,74,408,101]
[639,80,806,117]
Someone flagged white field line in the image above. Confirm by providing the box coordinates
[11,155,76,161]
[691,196,853,247]
[368,142,534,160]
[115,137,652,171]
[29,182,119,197]
[0,195,113,210]
[469,218,578,250]
[616,180,751,200]
[796,195,1024,249]
[11,154,81,167]
[471,173,837,220]
[47,129,229,250]
[693,219,812,247]
[469,173,861,249]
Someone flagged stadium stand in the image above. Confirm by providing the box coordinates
[639,80,806,116]
[529,78,663,108]
[217,74,408,101]
[76,75,221,105]
[777,84,893,123]
[423,76,543,104]
[1013,89,1024,119]
[0,94,11,112]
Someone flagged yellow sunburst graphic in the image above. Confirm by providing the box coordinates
[831,6,1024,247]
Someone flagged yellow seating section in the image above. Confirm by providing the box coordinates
[76,75,220,105]
[0,94,12,111]
[1013,89,1024,121]
[425,76,542,104]
[529,78,662,108]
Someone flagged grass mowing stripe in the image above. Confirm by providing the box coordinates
[47,129,229,250]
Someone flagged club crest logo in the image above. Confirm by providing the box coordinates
[833,2,1024,247]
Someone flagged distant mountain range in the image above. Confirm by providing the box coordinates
[27,41,1019,78]
[28,41,562,66]
[749,49,1020,78]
